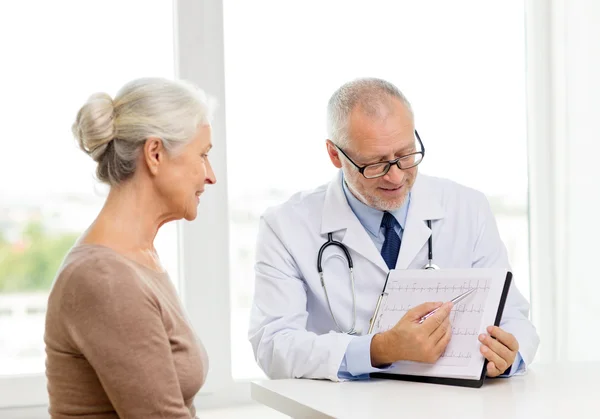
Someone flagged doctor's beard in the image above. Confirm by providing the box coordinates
[343,170,413,212]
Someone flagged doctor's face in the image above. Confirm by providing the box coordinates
[328,98,418,212]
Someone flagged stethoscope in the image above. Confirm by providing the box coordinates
[423,220,440,270]
[317,219,438,335]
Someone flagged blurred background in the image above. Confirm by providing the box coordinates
[1,0,598,417]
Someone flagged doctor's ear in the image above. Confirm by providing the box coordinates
[326,140,343,169]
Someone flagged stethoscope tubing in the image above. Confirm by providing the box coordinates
[318,220,437,334]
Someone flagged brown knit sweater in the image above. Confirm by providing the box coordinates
[44,244,208,418]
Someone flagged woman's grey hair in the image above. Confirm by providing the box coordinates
[327,77,413,147]
[72,77,215,185]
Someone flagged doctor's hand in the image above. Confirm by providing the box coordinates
[370,301,453,367]
[479,326,519,377]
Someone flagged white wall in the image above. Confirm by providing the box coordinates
[562,0,600,361]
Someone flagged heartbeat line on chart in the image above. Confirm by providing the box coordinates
[377,320,481,336]
[451,327,479,336]
[381,304,414,312]
[381,303,484,314]
[386,279,491,294]
[440,350,472,359]
[453,304,484,314]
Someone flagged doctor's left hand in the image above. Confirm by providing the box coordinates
[479,326,519,377]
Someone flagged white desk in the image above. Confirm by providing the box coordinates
[251,362,596,418]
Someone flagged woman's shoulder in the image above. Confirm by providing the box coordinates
[50,245,158,311]
[59,244,139,282]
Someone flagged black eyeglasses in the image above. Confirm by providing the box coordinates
[334,131,425,179]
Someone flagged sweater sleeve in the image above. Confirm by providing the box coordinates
[60,257,193,419]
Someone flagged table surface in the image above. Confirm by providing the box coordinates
[251,362,597,419]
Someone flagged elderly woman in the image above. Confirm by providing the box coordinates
[44,78,216,418]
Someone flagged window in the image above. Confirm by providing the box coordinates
[223,0,530,380]
[0,0,538,413]
[0,0,176,391]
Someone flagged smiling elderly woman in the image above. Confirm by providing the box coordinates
[44,78,216,419]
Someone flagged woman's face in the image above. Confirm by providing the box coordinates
[154,124,216,222]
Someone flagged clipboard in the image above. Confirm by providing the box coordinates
[369,269,513,388]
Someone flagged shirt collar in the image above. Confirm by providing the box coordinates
[341,173,411,236]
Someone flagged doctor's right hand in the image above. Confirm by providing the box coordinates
[370,301,453,367]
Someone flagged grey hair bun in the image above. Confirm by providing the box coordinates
[72,92,116,162]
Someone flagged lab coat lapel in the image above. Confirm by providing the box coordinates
[396,174,445,269]
[321,172,389,273]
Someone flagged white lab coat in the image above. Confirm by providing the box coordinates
[249,171,539,381]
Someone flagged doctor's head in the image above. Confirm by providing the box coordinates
[72,77,217,222]
[326,78,422,212]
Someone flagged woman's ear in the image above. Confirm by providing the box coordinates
[144,137,165,176]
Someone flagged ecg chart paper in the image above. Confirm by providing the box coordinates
[371,268,510,380]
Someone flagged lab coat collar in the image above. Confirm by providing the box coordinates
[395,173,445,269]
[320,171,445,271]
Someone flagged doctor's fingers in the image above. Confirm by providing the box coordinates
[434,322,453,357]
[429,316,451,343]
[421,302,453,334]
[406,302,443,321]
[479,334,514,365]
[487,326,519,352]
[486,361,504,378]
[481,345,509,377]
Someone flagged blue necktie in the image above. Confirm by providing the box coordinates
[381,212,401,270]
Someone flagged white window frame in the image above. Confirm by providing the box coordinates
[0,0,566,415]
[175,0,251,405]
[525,0,568,363]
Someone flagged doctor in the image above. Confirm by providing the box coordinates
[249,78,539,381]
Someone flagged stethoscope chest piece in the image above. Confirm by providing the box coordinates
[423,219,439,270]
[423,261,440,270]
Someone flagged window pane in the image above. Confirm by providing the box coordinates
[0,0,176,376]
[224,0,529,380]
